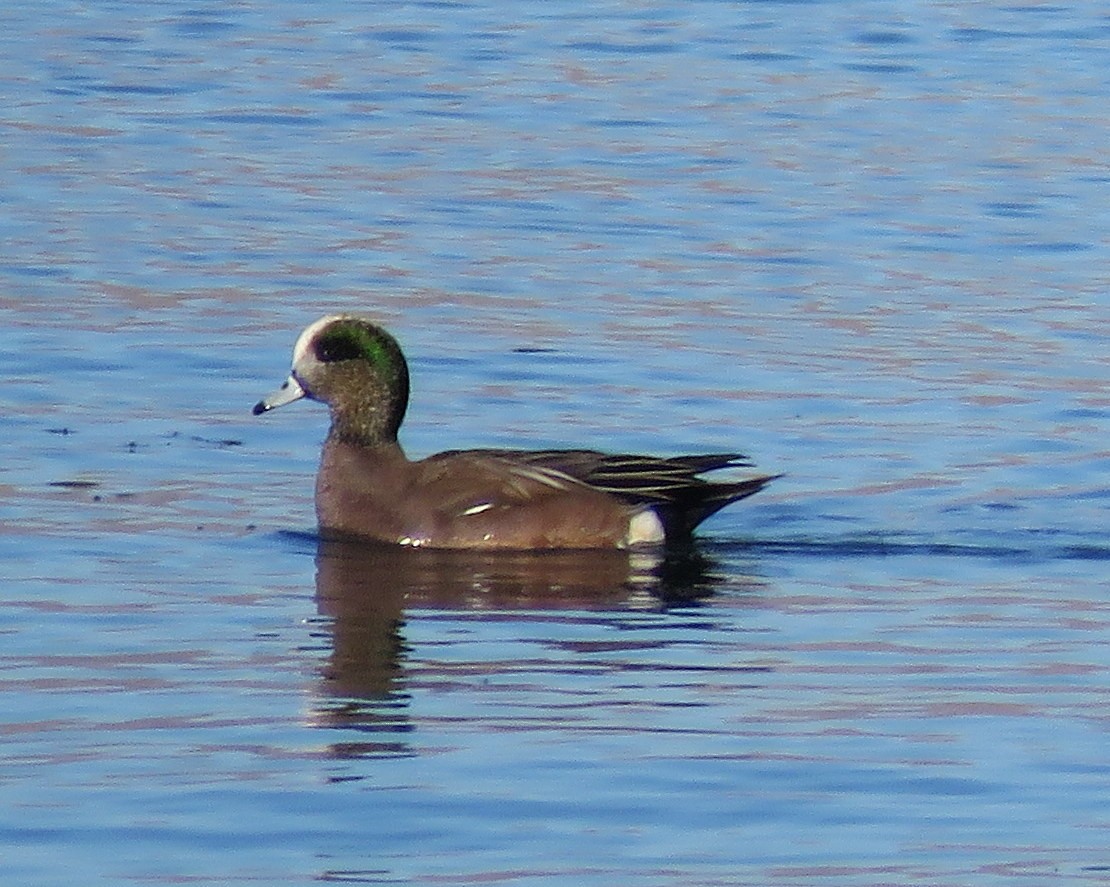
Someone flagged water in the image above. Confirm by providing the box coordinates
[2,1,1108,884]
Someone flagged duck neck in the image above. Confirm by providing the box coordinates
[327,405,403,449]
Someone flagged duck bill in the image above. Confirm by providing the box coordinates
[253,374,307,415]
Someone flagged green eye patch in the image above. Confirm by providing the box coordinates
[315,323,397,371]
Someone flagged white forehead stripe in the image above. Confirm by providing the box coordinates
[291,314,348,367]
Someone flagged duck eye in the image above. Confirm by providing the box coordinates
[315,332,364,363]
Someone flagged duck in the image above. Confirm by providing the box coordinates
[253,314,778,549]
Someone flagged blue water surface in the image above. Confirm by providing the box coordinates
[1,1,1108,885]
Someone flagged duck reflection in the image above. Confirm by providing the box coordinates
[309,538,727,758]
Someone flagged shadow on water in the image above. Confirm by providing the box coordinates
[305,536,747,758]
[299,524,1106,760]
[735,534,1110,563]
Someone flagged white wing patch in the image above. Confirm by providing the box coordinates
[499,462,581,499]
[461,502,495,517]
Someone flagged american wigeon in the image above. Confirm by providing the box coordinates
[254,314,778,549]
